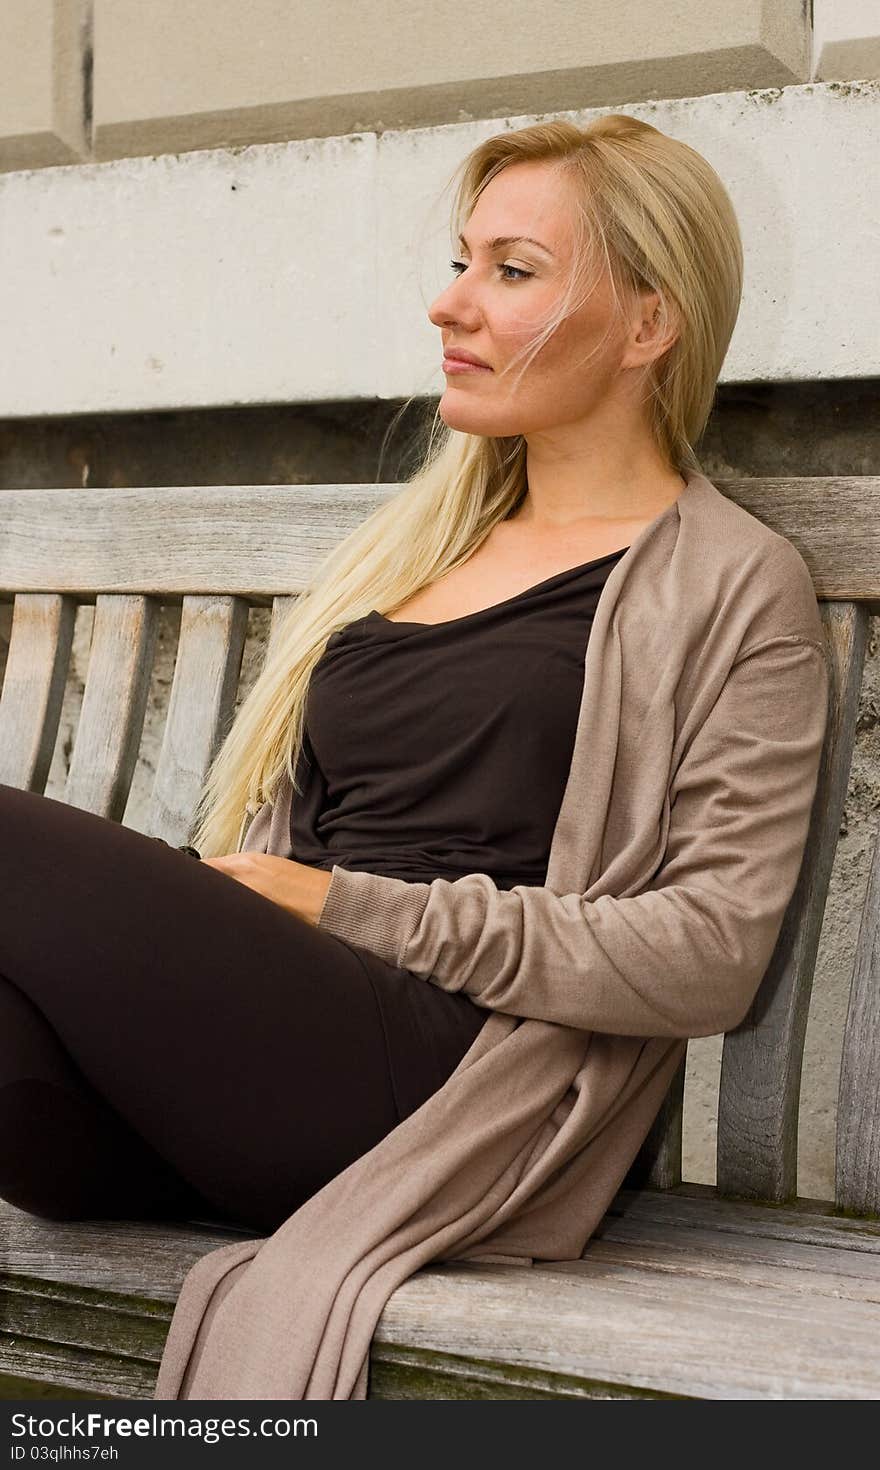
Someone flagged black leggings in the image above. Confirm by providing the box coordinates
[0,782,487,1234]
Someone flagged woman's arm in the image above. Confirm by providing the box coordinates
[315,636,830,1039]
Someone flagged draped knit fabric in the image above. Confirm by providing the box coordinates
[153,467,830,1400]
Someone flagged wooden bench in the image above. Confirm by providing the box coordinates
[1,475,878,1401]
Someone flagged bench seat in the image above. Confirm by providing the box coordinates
[2,1184,878,1401]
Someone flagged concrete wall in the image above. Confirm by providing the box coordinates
[0,0,91,170]
[814,0,880,79]
[2,2,877,172]
[1,80,879,419]
[88,0,812,159]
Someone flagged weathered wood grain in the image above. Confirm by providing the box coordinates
[268,594,298,661]
[371,1253,880,1400]
[63,595,159,821]
[715,475,880,607]
[586,1220,880,1296]
[7,1187,874,1298]
[3,1187,879,1400]
[0,594,76,791]
[0,1200,255,1304]
[603,1184,880,1249]
[837,799,880,1214]
[0,1369,113,1400]
[148,595,249,844]
[0,478,879,603]
[367,1348,674,1399]
[0,485,397,599]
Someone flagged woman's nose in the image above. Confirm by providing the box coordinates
[428,273,481,331]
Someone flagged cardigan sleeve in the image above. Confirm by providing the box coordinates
[315,635,830,1039]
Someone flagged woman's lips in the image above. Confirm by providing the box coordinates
[442,356,493,374]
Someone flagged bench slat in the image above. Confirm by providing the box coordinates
[716,600,865,1201]
[603,1184,880,1250]
[0,1331,154,1403]
[6,1188,875,1294]
[0,594,76,790]
[3,1188,878,1401]
[149,595,249,844]
[0,485,394,598]
[590,1218,880,1293]
[1,479,880,604]
[726,475,880,604]
[268,594,297,660]
[64,595,159,820]
[373,1253,880,1400]
[837,815,880,1214]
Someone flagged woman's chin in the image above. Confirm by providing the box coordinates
[438,392,509,437]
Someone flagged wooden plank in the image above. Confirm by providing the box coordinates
[837,811,880,1215]
[5,1191,868,1305]
[0,1337,671,1403]
[367,1345,682,1400]
[0,1326,157,1402]
[3,1189,880,1401]
[716,600,866,1202]
[4,1241,879,1401]
[0,593,76,791]
[603,1185,880,1250]
[2,1276,169,1366]
[370,1258,880,1400]
[716,475,880,604]
[1,478,880,604]
[149,595,249,844]
[0,1199,257,1300]
[0,485,397,598]
[0,1370,114,1401]
[64,595,159,820]
[9,1190,877,1302]
[0,1315,678,1402]
[268,594,298,663]
[587,1219,880,1296]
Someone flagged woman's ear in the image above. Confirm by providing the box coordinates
[623,289,678,367]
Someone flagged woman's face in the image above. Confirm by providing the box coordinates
[428,159,656,439]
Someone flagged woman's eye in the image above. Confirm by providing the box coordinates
[452,261,534,280]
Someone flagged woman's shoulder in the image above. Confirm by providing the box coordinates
[690,472,824,650]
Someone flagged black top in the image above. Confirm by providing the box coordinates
[290,545,630,889]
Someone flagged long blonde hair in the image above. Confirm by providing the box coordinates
[187,113,744,856]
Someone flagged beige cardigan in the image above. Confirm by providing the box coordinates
[153,467,829,1400]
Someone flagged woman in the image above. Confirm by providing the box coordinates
[0,116,829,1399]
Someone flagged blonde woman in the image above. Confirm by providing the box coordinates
[0,117,828,1400]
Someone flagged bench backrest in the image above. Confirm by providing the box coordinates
[1,476,875,1217]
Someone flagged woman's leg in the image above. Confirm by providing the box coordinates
[0,974,218,1222]
[0,781,476,1234]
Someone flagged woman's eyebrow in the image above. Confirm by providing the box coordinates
[458,232,556,259]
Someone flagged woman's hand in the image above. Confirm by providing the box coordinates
[201,852,333,926]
